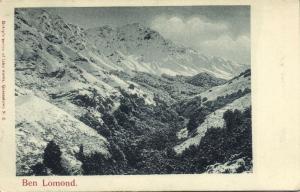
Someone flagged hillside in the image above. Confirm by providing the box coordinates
[174,70,251,154]
[15,8,252,175]
[16,95,110,176]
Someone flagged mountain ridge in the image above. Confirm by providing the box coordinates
[17,8,248,79]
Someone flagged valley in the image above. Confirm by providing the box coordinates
[15,8,252,175]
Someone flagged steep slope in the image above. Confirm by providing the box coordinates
[173,70,251,154]
[174,94,250,154]
[15,8,129,175]
[15,8,160,119]
[85,23,247,79]
[194,69,250,102]
[16,95,110,176]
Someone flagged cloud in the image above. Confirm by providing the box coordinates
[198,35,250,64]
[151,15,250,64]
[151,15,227,44]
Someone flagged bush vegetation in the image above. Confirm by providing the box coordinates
[74,88,252,174]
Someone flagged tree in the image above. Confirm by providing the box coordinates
[223,109,243,133]
[128,84,135,89]
[80,152,119,175]
[186,118,199,132]
[109,143,126,163]
[31,162,47,176]
[187,108,206,132]
[43,140,66,175]
[75,144,85,161]
[119,97,133,114]
[81,152,106,175]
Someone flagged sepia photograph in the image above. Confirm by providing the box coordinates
[14,6,252,176]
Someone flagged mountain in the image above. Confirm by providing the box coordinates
[84,23,248,79]
[16,8,248,80]
[15,8,252,175]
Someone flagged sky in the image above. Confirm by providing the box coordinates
[47,6,250,65]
